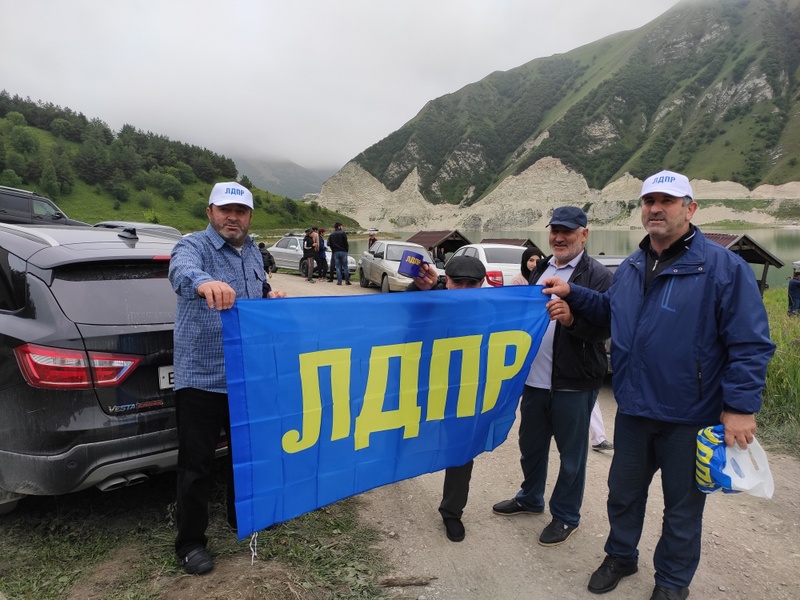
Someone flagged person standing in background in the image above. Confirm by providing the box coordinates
[303,228,317,283]
[788,271,800,315]
[328,222,352,285]
[590,402,614,451]
[317,227,329,281]
[511,247,541,285]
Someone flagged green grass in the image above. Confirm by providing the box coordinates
[0,464,388,599]
[759,288,800,455]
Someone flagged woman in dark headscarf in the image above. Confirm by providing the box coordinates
[511,247,541,285]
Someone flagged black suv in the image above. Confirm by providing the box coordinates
[0,185,89,226]
[0,223,181,513]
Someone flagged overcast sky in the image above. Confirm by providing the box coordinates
[1,0,680,170]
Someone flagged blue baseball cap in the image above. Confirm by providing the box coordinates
[548,206,587,230]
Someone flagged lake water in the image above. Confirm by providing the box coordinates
[348,227,800,290]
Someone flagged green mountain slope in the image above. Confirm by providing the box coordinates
[354,0,800,206]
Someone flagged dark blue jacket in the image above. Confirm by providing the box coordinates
[567,228,775,425]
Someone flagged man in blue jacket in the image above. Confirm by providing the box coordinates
[542,171,775,600]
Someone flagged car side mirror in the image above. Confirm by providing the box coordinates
[374,251,384,259]
[52,212,64,220]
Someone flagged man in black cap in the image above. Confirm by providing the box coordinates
[408,255,486,543]
[327,222,351,285]
[492,205,612,548]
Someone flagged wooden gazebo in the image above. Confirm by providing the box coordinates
[405,230,472,256]
[704,233,784,295]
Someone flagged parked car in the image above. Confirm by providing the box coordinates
[0,185,89,226]
[359,240,435,292]
[447,243,526,287]
[268,234,357,277]
[94,221,182,239]
[0,223,189,514]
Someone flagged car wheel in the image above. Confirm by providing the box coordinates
[0,499,19,515]
[359,269,369,287]
[381,275,390,293]
[300,260,309,278]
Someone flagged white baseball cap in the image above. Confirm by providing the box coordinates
[639,170,693,200]
[208,182,253,209]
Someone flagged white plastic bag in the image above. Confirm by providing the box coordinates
[722,437,774,499]
[696,425,774,499]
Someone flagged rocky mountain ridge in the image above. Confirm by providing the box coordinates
[317,156,799,232]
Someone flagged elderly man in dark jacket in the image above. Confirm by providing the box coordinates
[493,206,612,548]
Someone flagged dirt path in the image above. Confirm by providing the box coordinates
[271,272,800,600]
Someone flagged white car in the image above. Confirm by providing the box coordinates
[358,240,435,292]
[447,243,526,287]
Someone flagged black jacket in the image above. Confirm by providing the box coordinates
[327,229,349,253]
[530,252,612,391]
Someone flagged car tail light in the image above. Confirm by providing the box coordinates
[13,343,142,389]
[486,271,504,287]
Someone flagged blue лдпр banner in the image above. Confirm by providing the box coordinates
[221,285,550,538]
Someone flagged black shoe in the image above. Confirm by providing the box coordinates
[177,545,214,575]
[443,517,465,542]
[538,518,578,546]
[588,555,638,594]
[592,440,614,451]
[650,585,690,600]
[345,280,352,285]
[492,498,543,516]
[337,282,342,285]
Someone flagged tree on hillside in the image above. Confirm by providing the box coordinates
[109,138,143,178]
[39,159,60,199]
[4,111,26,129]
[75,134,111,185]
[9,126,38,155]
[50,144,74,195]
[239,175,253,189]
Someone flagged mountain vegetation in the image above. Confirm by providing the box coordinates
[0,91,357,233]
[354,0,800,206]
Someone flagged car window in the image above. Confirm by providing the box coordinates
[386,245,419,261]
[0,251,15,311]
[483,247,525,264]
[33,199,59,217]
[0,193,28,213]
[276,238,292,249]
[51,262,176,325]
[372,242,384,255]
[463,247,478,259]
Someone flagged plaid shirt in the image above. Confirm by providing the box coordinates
[169,224,265,393]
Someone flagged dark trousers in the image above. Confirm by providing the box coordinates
[515,385,595,527]
[605,412,707,589]
[174,387,234,555]
[438,461,474,519]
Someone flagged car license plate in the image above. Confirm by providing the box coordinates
[158,365,174,390]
